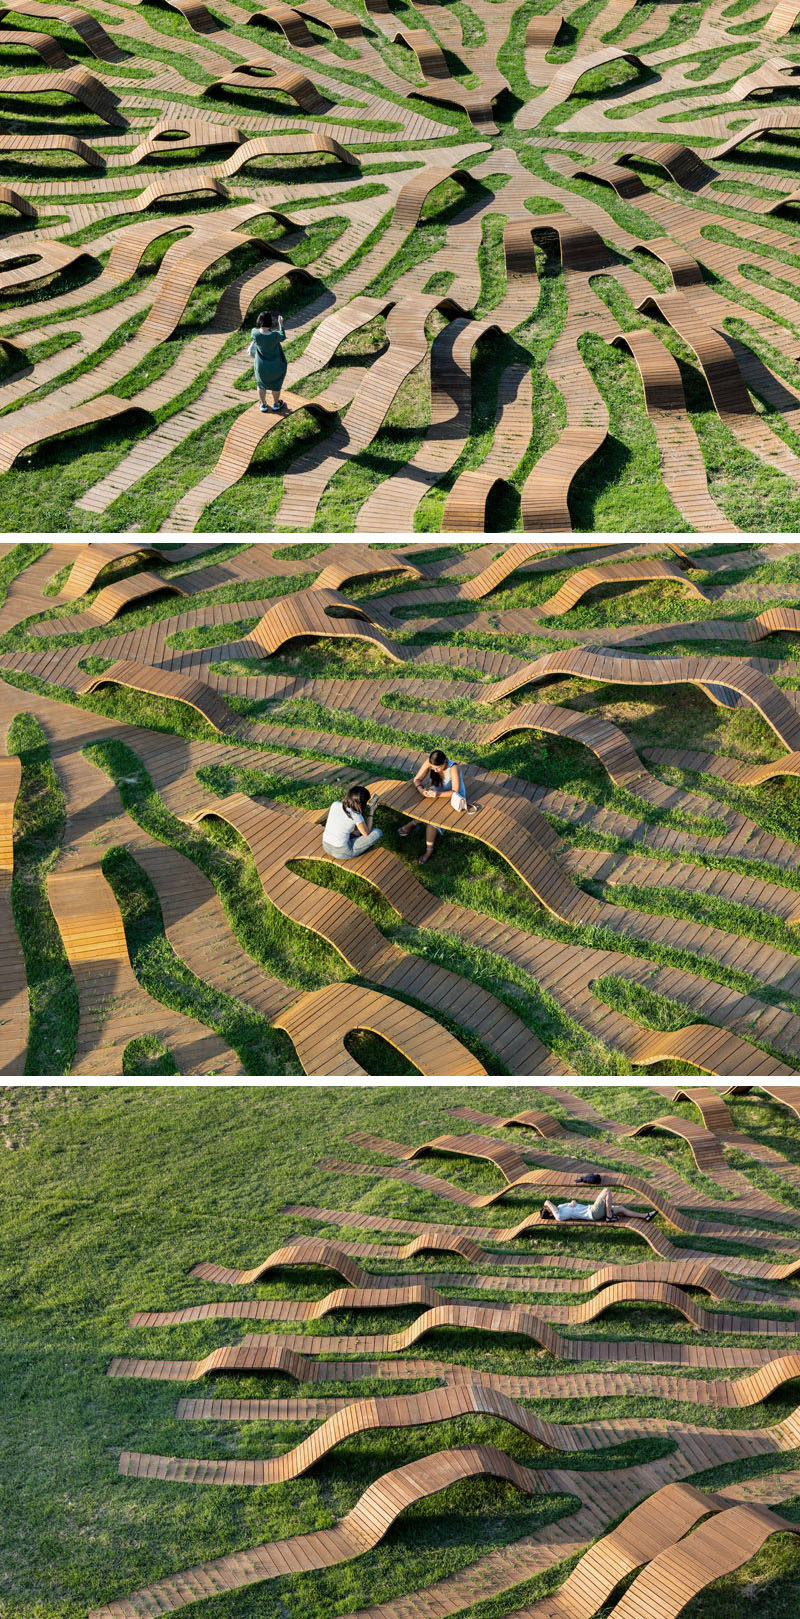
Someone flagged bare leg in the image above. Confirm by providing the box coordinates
[419,825,438,865]
[612,1199,654,1220]
[257,386,267,408]
[271,389,282,409]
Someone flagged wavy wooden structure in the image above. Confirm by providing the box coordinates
[203,62,328,112]
[189,1238,746,1301]
[89,1446,540,1619]
[0,0,122,58]
[607,1503,800,1618]
[46,866,239,1075]
[720,1085,800,1120]
[0,132,103,166]
[76,660,240,729]
[274,980,486,1075]
[0,68,125,124]
[129,1274,796,1335]
[364,776,602,925]
[217,130,359,175]
[477,647,800,753]
[188,794,553,1076]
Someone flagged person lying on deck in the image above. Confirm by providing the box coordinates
[322,784,382,861]
[541,1187,656,1223]
[398,749,474,866]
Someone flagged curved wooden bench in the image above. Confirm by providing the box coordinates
[649,1085,735,1136]
[516,1481,725,1619]
[204,62,328,113]
[355,316,501,532]
[190,1236,744,1302]
[521,425,607,531]
[365,775,602,925]
[313,545,421,591]
[0,1,122,59]
[459,542,558,600]
[60,543,165,601]
[0,132,103,166]
[76,660,240,729]
[625,1113,728,1173]
[441,363,533,532]
[274,295,469,529]
[516,45,647,126]
[393,25,449,77]
[164,392,336,531]
[293,0,362,36]
[188,796,551,1075]
[392,165,472,229]
[720,1085,800,1120]
[0,397,137,476]
[763,0,800,33]
[0,184,34,218]
[0,27,72,65]
[629,141,717,192]
[449,1101,564,1137]
[243,586,403,660]
[607,1503,800,1618]
[328,1138,752,1227]
[217,131,359,174]
[0,68,126,125]
[247,4,315,44]
[526,11,564,61]
[44,571,185,631]
[711,111,800,157]
[534,558,708,617]
[633,240,703,289]
[128,121,244,163]
[129,1275,793,1335]
[274,980,486,1075]
[88,1445,539,1619]
[0,752,28,1076]
[190,1231,486,1285]
[476,647,800,754]
[612,328,737,532]
[46,866,239,1075]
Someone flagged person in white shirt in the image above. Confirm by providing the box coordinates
[322,784,382,860]
[541,1186,656,1223]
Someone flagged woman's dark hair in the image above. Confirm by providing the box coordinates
[428,748,448,785]
[342,784,369,819]
[540,1203,554,1220]
[256,311,273,329]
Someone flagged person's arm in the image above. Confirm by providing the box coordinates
[276,317,286,343]
[412,761,438,799]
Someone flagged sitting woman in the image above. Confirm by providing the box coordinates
[322,785,382,861]
[398,749,470,866]
[541,1187,656,1223]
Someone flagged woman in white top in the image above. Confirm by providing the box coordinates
[322,784,382,860]
[541,1187,656,1223]
[398,749,467,865]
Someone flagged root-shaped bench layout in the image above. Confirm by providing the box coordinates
[88,1446,541,1619]
[0,68,125,124]
[0,0,123,58]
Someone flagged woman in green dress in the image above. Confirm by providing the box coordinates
[249,310,287,413]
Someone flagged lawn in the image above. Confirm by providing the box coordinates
[3,1085,800,1619]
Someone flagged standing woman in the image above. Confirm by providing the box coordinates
[249,310,287,413]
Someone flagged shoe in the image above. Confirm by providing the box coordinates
[259,403,268,412]
[645,1209,656,1221]
[269,403,281,412]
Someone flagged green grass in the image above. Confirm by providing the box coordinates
[5,1087,800,1619]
